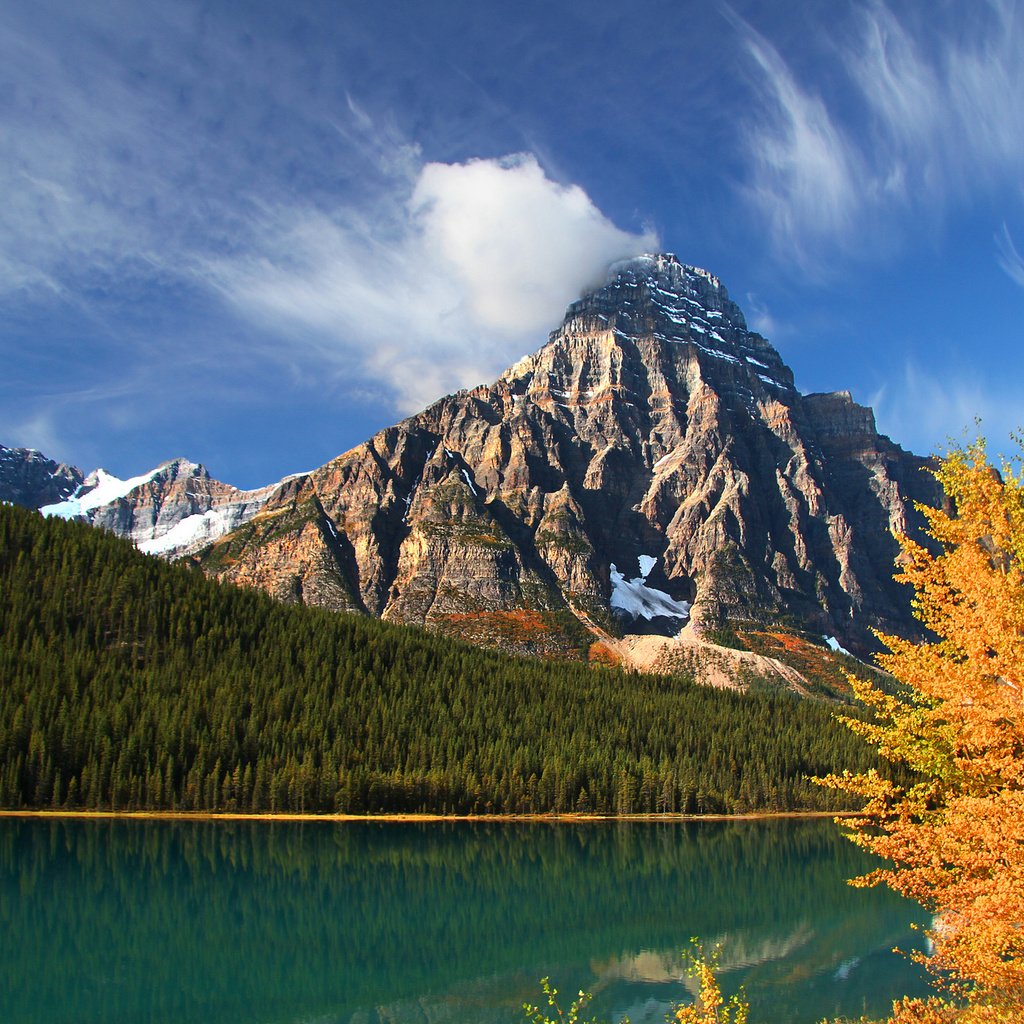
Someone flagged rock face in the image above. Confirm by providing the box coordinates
[198,254,941,657]
[35,459,285,559]
[0,446,84,508]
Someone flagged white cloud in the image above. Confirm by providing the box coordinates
[410,155,651,335]
[210,154,657,411]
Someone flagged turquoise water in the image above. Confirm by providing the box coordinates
[0,818,931,1024]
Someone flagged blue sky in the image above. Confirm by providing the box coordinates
[2,0,1022,488]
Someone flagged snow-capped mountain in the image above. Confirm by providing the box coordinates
[0,446,84,509]
[12,455,285,558]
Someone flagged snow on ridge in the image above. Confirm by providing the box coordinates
[41,466,163,520]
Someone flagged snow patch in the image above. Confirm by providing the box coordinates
[459,468,479,497]
[137,505,246,556]
[705,347,740,364]
[637,554,657,578]
[824,635,852,657]
[610,562,690,622]
[402,489,416,524]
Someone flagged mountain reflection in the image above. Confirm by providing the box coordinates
[0,818,930,1024]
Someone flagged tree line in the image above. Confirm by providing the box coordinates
[0,503,891,815]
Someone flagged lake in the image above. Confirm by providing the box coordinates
[0,817,931,1024]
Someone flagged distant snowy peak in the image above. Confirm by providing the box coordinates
[35,455,286,559]
[0,442,291,561]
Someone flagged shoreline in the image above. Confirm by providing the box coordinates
[0,808,858,823]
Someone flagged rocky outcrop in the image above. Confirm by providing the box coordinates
[0,446,84,508]
[198,254,941,658]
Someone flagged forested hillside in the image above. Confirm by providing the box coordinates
[0,503,889,814]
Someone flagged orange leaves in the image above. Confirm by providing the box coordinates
[672,945,749,1024]
[881,442,1024,780]
[826,439,1024,1021]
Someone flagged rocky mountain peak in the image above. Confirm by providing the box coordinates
[3,256,943,684]
[499,251,792,430]
[190,254,941,671]
[603,253,746,327]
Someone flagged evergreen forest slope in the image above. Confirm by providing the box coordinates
[0,504,890,814]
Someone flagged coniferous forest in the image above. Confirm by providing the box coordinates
[0,503,889,815]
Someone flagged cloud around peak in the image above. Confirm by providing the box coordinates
[212,153,657,412]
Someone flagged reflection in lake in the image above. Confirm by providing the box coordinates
[0,818,930,1024]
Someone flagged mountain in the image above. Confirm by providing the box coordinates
[0,446,84,508]
[32,456,287,558]
[3,255,939,675]
[194,254,941,662]
[0,500,889,813]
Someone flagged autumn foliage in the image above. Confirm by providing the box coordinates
[671,945,749,1024]
[821,440,1024,1023]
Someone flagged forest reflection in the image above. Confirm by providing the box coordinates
[0,818,930,1024]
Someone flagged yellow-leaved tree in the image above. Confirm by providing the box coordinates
[821,439,1024,1023]
[526,441,1022,1024]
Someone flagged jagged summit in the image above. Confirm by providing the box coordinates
[0,445,84,508]
[499,252,792,426]
[602,253,745,328]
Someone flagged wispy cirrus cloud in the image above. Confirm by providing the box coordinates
[996,223,1024,289]
[869,359,1021,456]
[726,11,863,262]
[1,4,655,421]
[730,1,1024,269]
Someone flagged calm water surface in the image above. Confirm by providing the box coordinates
[0,818,931,1024]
